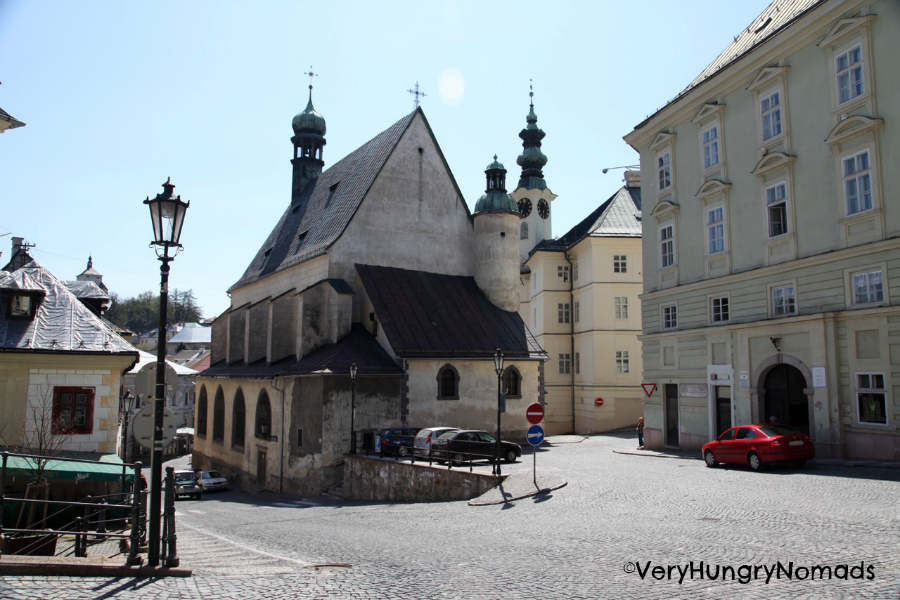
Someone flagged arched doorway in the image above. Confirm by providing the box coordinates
[763,364,809,433]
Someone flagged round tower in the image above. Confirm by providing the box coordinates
[473,156,521,312]
[291,81,327,201]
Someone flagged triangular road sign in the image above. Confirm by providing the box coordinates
[641,383,657,398]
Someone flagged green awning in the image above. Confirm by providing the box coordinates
[2,453,134,483]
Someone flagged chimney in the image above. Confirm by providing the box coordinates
[12,237,23,252]
[624,170,641,188]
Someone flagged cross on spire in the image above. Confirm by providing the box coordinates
[529,78,534,108]
[304,66,318,91]
[408,81,426,109]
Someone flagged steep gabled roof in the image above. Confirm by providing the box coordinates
[231,109,423,291]
[167,324,211,345]
[634,0,824,130]
[356,264,543,359]
[0,261,137,355]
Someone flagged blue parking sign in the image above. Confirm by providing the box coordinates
[526,424,545,446]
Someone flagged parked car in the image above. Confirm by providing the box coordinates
[413,427,459,458]
[702,424,815,471]
[173,470,202,500]
[432,430,522,464]
[379,427,422,457]
[195,470,228,492]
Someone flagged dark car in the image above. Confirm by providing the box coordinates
[432,430,521,464]
[702,424,815,471]
[174,470,202,500]
[378,427,421,457]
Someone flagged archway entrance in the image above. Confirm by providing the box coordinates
[763,364,809,433]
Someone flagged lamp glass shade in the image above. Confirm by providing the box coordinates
[146,195,189,246]
[350,363,358,380]
[494,349,504,375]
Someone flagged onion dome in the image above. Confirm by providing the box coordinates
[474,155,519,214]
[516,87,548,190]
[292,88,326,136]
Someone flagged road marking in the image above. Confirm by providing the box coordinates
[177,520,311,567]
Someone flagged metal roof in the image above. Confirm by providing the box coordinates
[167,325,211,345]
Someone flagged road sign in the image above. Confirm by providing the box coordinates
[641,383,657,398]
[132,405,177,449]
[595,398,604,407]
[526,424,545,446]
[526,403,544,424]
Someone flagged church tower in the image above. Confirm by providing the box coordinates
[291,80,327,202]
[473,156,521,312]
[76,255,107,292]
[510,85,557,264]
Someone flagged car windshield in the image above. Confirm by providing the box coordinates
[174,472,195,483]
[758,425,798,437]
[206,471,222,479]
[436,431,457,440]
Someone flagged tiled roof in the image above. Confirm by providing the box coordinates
[230,109,420,291]
[0,261,137,355]
[200,324,402,379]
[531,185,642,255]
[356,264,543,359]
[635,0,825,130]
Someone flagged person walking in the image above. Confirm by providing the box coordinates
[636,416,645,449]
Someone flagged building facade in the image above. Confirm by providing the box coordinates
[625,0,899,459]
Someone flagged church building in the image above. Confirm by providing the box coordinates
[194,87,546,494]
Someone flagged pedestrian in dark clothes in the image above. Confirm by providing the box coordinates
[637,416,645,449]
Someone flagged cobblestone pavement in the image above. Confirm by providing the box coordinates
[2,432,898,599]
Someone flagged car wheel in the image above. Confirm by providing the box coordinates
[398,446,409,457]
[451,452,465,465]
[704,450,718,468]
[504,449,518,464]
[748,451,763,471]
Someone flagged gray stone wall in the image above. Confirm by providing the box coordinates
[344,455,497,502]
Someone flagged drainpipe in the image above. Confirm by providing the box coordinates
[270,378,286,494]
[565,253,575,433]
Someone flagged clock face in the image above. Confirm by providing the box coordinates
[538,199,550,219]
[517,198,532,217]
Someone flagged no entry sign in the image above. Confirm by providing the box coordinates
[526,403,544,424]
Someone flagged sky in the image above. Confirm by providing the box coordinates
[0,0,771,321]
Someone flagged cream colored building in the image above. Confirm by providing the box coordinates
[625,0,899,460]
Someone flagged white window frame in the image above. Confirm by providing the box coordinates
[574,301,580,323]
[659,225,674,269]
[835,44,864,106]
[614,255,627,273]
[842,149,872,216]
[574,352,580,375]
[855,372,888,425]
[657,150,672,191]
[760,90,783,142]
[558,265,570,282]
[710,296,730,324]
[662,304,677,330]
[771,284,796,317]
[765,181,789,239]
[852,269,883,306]
[558,303,570,324]
[702,124,719,170]
[706,205,725,255]
[615,296,628,320]
[573,261,579,281]
[558,353,571,375]
[616,350,630,374]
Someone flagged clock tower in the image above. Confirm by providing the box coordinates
[511,86,557,264]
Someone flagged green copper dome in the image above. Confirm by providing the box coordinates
[474,155,519,214]
[516,87,548,190]
[292,94,326,136]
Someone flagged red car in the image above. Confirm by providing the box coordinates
[702,424,814,471]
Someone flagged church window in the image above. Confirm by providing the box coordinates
[213,388,225,442]
[558,353,571,375]
[256,391,272,439]
[520,222,528,240]
[232,389,246,451]
[504,367,522,399]
[437,365,460,400]
[197,386,208,437]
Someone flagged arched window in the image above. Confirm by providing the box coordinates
[213,387,225,442]
[232,389,245,451]
[520,222,529,240]
[504,366,522,398]
[256,391,272,439]
[197,386,208,437]
[437,365,459,400]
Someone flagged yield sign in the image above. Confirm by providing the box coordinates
[526,403,544,424]
[641,383,657,398]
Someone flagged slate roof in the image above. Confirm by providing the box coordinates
[356,264,543,359]
[230,108,423,292]
[167,324,211,345]
[634,0,824,130]
[0,261,137,356]
[201,324,402,379]
[0,106,25,130]
[530,185,642,255]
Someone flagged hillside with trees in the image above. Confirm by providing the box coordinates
[105,288,202,333]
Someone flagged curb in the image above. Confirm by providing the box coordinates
[613,449,697,460]
[614,449,900,469]
[0,558,193,578]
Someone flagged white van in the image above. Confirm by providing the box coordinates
[413,427,458,458]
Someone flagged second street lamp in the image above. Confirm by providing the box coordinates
[493,349,504,477]
[350,363,358,454]
[143,178,189,568]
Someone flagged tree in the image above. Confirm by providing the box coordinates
[105,288,203,333]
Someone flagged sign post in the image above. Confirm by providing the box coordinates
[525,403,545,486]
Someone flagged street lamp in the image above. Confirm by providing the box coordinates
[493,349,504,476]
[120,391,136,462]
[143,178,189,567]
[349,363,358,454]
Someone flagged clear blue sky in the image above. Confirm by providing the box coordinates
[0,0,770,320]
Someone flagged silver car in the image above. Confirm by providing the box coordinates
[196,470,228,492]
[413,427,459,458]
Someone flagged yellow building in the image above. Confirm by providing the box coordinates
[625,0,899,460]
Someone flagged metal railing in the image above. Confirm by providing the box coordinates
[359,437,497,474]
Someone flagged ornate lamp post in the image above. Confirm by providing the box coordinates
[143,178,189,567]
[350,363,358,454]
[493,349,504,476]
[120,391,136,462]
